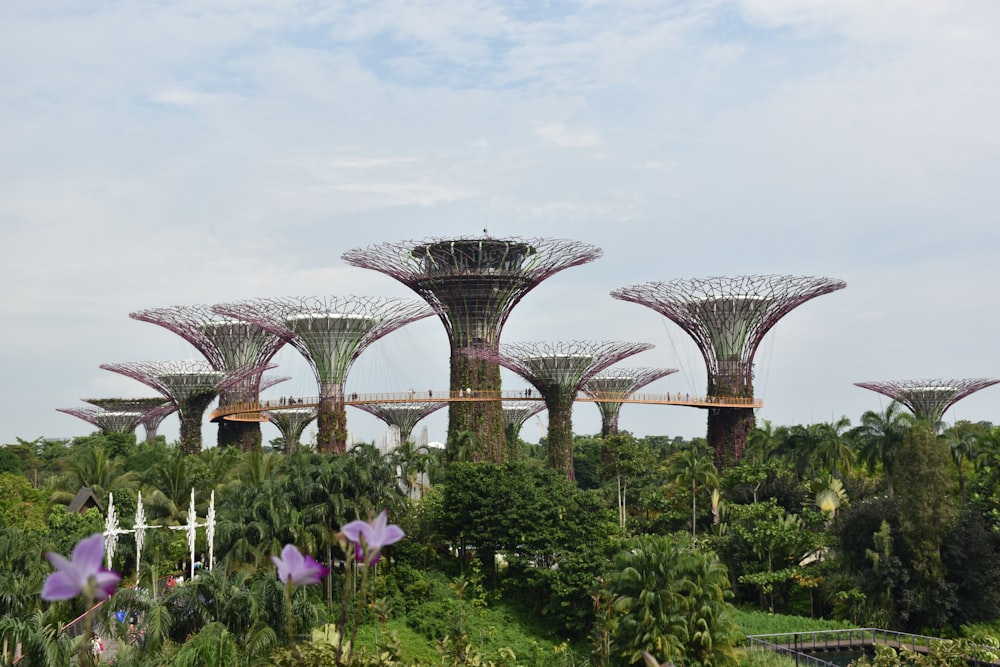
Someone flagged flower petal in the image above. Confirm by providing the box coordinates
[41,571,82,601]
[72,534,105,576]
[93,570,121,600]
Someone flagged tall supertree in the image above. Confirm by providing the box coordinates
[100,360,267,456]
[342,236,603,463]
[264,407,317,453]
[57,407,145,435]
[83,398,175,443]
[352,401,448,444]
[581,367,678,436]
[855,378,1000,432]
[466,340,653,479]
[501,400,546,453]
[214,296,435,454]
[129,305,292,451]
[612,275,846,469]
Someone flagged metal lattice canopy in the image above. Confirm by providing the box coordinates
[581,366,678,436]
[83,397,172,412]
[854,378,1000,426]
[213,296,436,396]
[342,237,603,348]
[611,275,846,391]
[130,305,292,404]
[264,407,317,452]
[99,360,268,410]
[478,340,656,393]
[502,400,547,430]
[352,401,449,442]
[56,407,145,434]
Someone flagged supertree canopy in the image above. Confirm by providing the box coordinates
[501,400,546,453]
[855,378,1000,432]
[342,236,603,463]
[264,407,317,453]
[100,360,267,456]
[57,407,145,435]
[352,401,449,444]
[466,340,653,479]
[214,296,435,454]
[83,397,175,443]
[581,366,678,436]
[612,275,846,469]
[129,305,292,451]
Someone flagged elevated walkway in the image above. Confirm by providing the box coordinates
[211,390,762,422]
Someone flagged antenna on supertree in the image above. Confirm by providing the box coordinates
[466,340,653,479]
[82,397,176,443]
[57,407,145,435]
[581,366,678,436]
[264,407,317,454]
[612,275,846,469]
[343,236,603,463]
[854,378,1000,433]
[501,400,547,454]
[129,305,292,451]
[353,401,449,445]
[214,296,436,454]
[100,360,270,456]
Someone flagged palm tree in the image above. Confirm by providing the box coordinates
[942,421,985,506]
[669,447,719,538]
[853,401,915,495]
[52,445,138,506]
[0,608,75,666]
[812,417,855,477]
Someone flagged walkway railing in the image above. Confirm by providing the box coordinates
[210,390,763,422]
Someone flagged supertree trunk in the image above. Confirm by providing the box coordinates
[179,394,215,456]
[449,350,506,463]
[317,383,347,454]
[600,411,619,437]
[707,407,754,470]
[545,389,576,480]
[216,388,263,451]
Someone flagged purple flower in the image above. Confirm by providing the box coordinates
[42,534,121,601]
[272,544,329,587]
[341,510,405,565]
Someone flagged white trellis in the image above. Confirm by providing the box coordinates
[105,488,216,581]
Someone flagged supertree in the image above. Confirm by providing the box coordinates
[612,275,846,469]
[855,378,1000,432]
[264,407,317,453]
[466,340,653,479]
[352,401,449,444]
[581,366,678,436]
[214,296,436,454]
[129,305,292,451]
[342,236,603,463]
[501,400,546,453]
[83,398,175,443]
[100,360,268,456]
[56,407,145,435]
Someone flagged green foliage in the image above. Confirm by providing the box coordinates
[607,533,742,667]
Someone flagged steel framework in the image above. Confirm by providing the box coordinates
[581,366,678,436]
[501,400,547,453]
[466,340,653,479]
[57,407,145,435]
[130,305,292,451]
[612,275,845,468]
[264,407,317,453]
[213,296,435,454]
[100,360,267,456]
[854,378,1000,431]
[342,236,602,463]
[83,398,175,443]
[353,401,449,444]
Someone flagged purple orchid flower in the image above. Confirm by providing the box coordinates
[272,544,329,587]
[341,510,405,565]
[41,534,121,601]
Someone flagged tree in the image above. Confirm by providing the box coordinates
[941,420,985,506]
[853,401,914,495]
[669,447,718,538]
[607,534,741,667]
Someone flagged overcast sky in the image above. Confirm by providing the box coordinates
[3,0,999,449]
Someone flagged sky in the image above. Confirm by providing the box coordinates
[2,0,999,449]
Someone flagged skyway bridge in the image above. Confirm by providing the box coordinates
[210,390,762,423]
